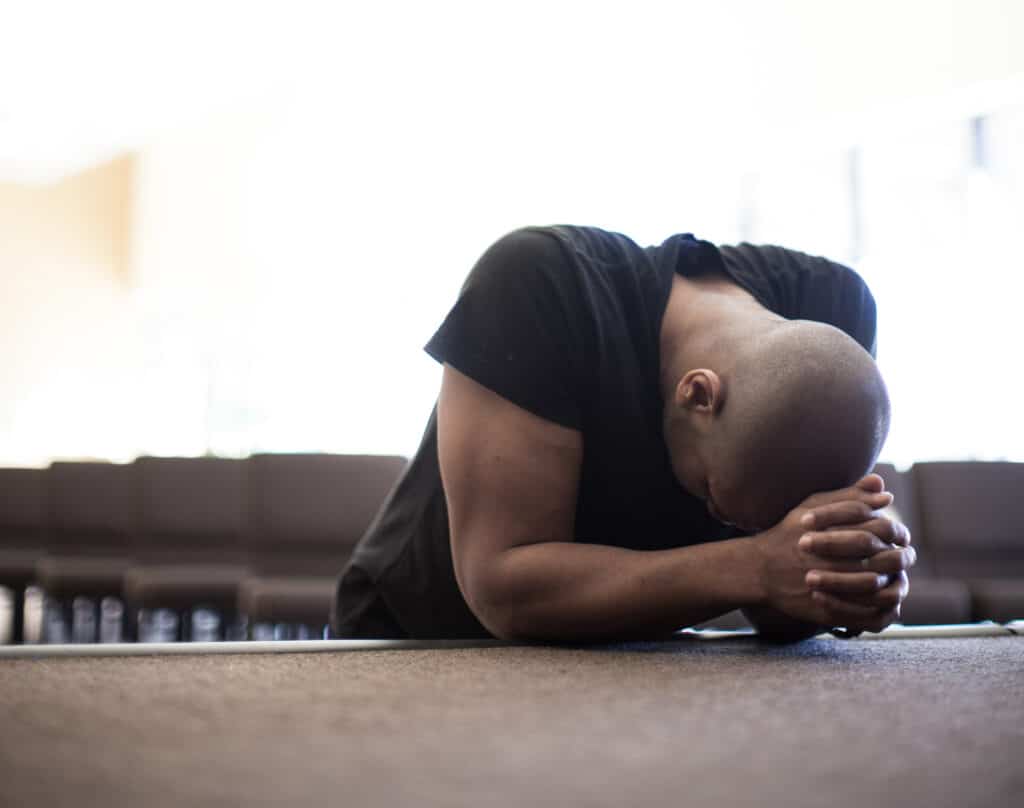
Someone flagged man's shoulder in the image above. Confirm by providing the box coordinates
[459,227,574,297]
[717,242,877,356]
[718,243,867,294]
[527,224,648,257]
[464,224,648,291]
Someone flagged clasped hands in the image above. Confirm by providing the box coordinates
[758,473,916,636]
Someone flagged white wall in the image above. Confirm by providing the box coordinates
[3,1,1024,462]
[0,157,138,465]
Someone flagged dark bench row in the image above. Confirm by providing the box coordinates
[2,457,1022,642]
[0,454,407,643]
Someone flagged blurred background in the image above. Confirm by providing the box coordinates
[1,0,1022,470]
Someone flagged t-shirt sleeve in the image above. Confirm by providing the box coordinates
[424,227,586,431]
[717,244,879,358]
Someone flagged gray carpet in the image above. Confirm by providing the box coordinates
[1,636,1022,807]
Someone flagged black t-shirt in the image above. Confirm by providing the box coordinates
[331,225,878,639]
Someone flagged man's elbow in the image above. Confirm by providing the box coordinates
[461,565,529,642]
[467,590,519,641]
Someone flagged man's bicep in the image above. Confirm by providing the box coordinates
[436,363,583,617]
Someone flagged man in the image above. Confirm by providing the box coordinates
[331,225,915,642]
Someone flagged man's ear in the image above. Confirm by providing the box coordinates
[675,369,724,416]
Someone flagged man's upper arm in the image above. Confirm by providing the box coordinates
[437,363,583,633]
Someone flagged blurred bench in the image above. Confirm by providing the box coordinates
[1,457,1021,642]
[123,456,249,640]
[35,461,137,641]
[0,453,407,644]
[913,462,1024,623]
[239,453,407,638]
[0,468,46,643]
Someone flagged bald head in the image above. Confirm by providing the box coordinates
[708,320,890,525]
[662,302,891,532]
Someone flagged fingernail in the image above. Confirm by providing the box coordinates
[798,534,813,550]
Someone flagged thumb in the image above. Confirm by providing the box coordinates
[856,473,884,493]
[800,475,890,510]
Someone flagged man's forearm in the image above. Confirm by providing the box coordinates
[468,536,769,642]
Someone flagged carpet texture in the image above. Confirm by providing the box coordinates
[1,636,1022,807]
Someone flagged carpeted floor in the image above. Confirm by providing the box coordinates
[1,636,1022,807]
